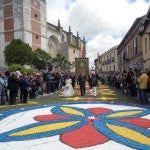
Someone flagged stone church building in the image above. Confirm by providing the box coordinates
[0,0,86,68]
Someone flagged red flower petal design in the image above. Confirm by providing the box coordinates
[88,107,112,116]
[34,114,69,122]
[119,118,150,128]
[60,122,109,148]
[34,107,112,122]
[87,97,94,101]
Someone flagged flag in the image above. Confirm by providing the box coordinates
[82,47,85,58]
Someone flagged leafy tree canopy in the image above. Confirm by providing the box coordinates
[4,39,32,65]
[52,53,72,71]
[32,48,52,70]
[32,48,51,60]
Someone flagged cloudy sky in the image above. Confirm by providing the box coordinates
[46,0,150,67]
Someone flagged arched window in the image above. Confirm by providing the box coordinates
[62,34,64,42]
[62,34,66,42]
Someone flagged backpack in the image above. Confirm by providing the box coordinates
[43,73,48,81]
[47,73,52,80]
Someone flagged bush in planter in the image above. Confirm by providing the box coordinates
[7,64,24,72]
[7,64,38,74]
[23,68,38,74]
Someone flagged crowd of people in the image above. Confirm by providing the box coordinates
[0,67,150,106]
[0,69,75,105]
[98,68,150,105]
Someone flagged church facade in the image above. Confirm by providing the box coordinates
[0,0,86,68]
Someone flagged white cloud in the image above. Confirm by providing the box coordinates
[87,34,122,66]
[46,0,150,67]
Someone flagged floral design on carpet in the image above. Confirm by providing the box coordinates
[0,102,150,150]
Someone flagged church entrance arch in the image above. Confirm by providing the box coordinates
[48,35,60,57]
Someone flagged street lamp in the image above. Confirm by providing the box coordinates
[45,60,50,71]
[139,23,144,33]
[139,22,150,35]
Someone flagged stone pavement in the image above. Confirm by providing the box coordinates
[0,84,150,150]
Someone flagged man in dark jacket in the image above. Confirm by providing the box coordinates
[19,74,31,103]
[7,72,19,105]
[77,71,86,96]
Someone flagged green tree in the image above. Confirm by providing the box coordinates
[52,53,72,71]
[4,39,32,65]
[32,48,52,70]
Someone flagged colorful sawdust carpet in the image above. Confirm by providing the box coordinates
[0,101,150,150]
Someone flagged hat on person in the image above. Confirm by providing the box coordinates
[16,70,22,76]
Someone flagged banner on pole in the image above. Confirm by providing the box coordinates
[75,58,89,78]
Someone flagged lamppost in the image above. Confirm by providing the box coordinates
[45,59,55,71]
[45,60,50,71]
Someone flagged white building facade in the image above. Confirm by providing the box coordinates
[96,45,119,72]
[0,0,86,67]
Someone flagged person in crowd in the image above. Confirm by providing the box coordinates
[28,75,36,99]
[7,72,19,105]
[146,70,150,101]
[91,73,99,96]
[35,73,42,98]
[131,70,138,97]
[63,75,74,97]
[51,72,57,93]
[58,72,64,90]
[46,71,54,94]
[121,71,127,94]
[147,70,150,93]
[126,68,136,96]
[55,72,61,91]
[62,73,66,87]
[18,75,25,103]
[3,71,10,102]
[138,70,149,105]
[16,69,22,78]
[19,74,31,103]
[77,71,87,96]
[135,71,141,98]
[70,72,76,89]
[0,73,6,105]
[100,73,105,84]
[88,73,92,89]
